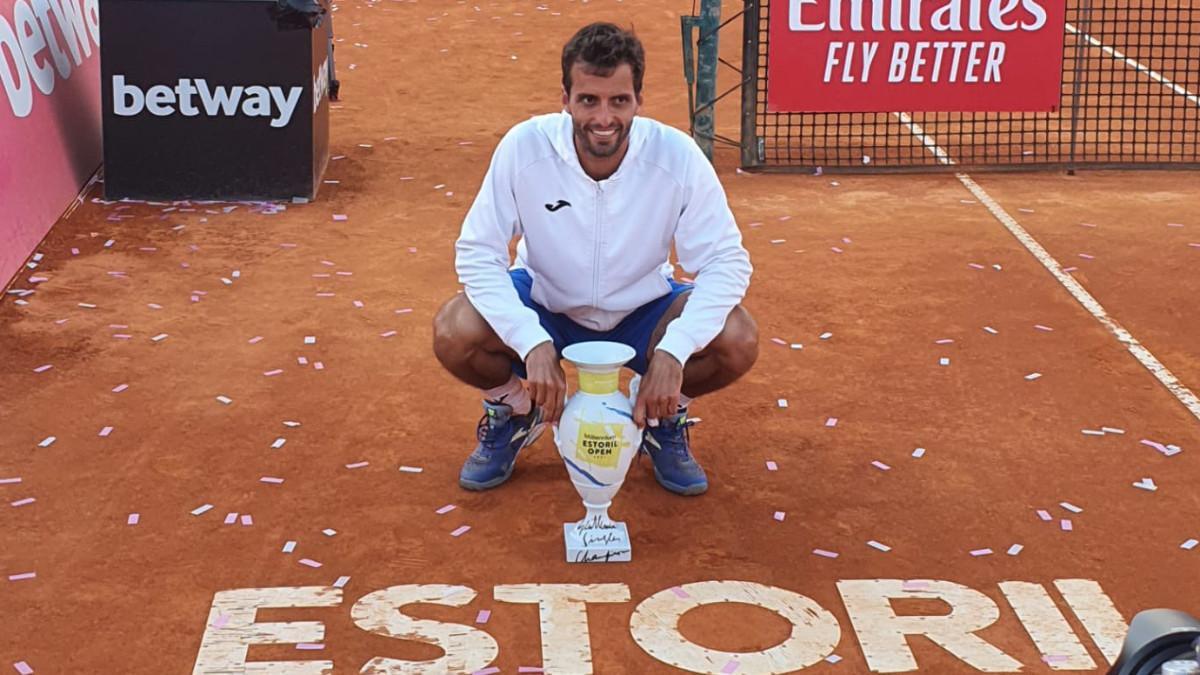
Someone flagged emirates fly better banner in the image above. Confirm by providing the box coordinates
[767,0,1066,112]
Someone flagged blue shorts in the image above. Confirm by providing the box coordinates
[508,268,692,377]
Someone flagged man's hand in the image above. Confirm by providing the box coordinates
[525,341,567,424]
[632,350,684,428]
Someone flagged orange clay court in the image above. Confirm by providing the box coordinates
[2,1,1200,674]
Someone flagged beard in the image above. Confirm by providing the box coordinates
[573,119,630,159]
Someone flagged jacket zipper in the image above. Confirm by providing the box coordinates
[592,183,603,309]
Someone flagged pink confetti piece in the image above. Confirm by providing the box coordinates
[296,644,325,650]
[970,548,993,557]
[224,512,239,524]
[264,369,283,377]
[451,525,471,537]
[517,669,543,674]
[473,669,501,675]
[1060,519,1073,531]
[11,498,35,507]
[1043,655,1070,664]
[1037,510,1052,521]
[871,460,891,471]
[8,572,36,581]
[32,364,52,373]
[934,338,954,344]
[380,330,398,338]
[830,246,843,253]
[766,461,778,471]
[669,586,691,599]
[241,514,254,526]
[773,511,786,522]
[345,461,369,469]
[395,308,414,314]
[299,558,322,568]
[248,336,264,344]
[332,214,348,221]
[260,477,284,484]
[408,247,419,253]
[720,660,740,674]
[812,549,839,558]
[316,292,336,297]
[1078,253,1095,260]
[314,361,325,370]
[476,609,491,624]
[825,417,838,427]
[1034,324,1054,331]
[1189,243,1200,248]
[770,337,787,346]
[436,504,457,515]
[99,426,113,437]
[127,513,140,525]
[968,263,985,270]
[0,478,22,485]
[112,334,132,340]
[211,613,230,629]
[297,356,309,365]
[353,300,364,308]
[1080,222,1098,228]
[901,580,929,590]
[14,661,34,675]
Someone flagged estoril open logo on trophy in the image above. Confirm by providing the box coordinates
[110,75,304,128]
[553,342,644,563]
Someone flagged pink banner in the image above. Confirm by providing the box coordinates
[0,0,102,286]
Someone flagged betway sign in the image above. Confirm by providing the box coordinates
[192,578,1128,673]
[111,75,304,128]
[767,0,1067,112]
[0,0,100,118]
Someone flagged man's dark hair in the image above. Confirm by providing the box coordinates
[561,23,645,96]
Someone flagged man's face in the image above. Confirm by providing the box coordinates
[563,62,642,160]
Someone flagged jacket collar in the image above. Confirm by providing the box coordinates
[546,110,643,183]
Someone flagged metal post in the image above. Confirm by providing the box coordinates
[693,0,721,161]
[740,0,761,169]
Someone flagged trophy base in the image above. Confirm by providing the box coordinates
[564,521,631,563]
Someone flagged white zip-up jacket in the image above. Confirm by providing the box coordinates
[455,112,752,367]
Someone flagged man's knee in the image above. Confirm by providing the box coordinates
[432,294,494,366]
[713,305,758,374]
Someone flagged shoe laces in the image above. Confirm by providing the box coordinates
[651,414,699,459]
[474,400,511,452]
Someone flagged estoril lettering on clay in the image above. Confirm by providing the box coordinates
[110,75,303,128]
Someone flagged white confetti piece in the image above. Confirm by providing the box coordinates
[345,461,369,469]
[283,421,301,428]
[1037,509,1053,521]
[1060,502,1083,514]
[766,461,778,471]
[191,504,214,516]
[983,326,999,334]
[240,514,253,526]
[333,576,351,588]
[826,655,843,664]
[1007,544,1024,555]
[112,383,129,393]
[939,357,950,366]
[260,477,285,484]
[970,548,993,557]
[790,343,803,349]
[271,438,287,449]
[33,364,52,373]
[436,504,457,515]
[1101,427,1125,434]
[912,447,926,458]
[1081,429,1105,436]
[314,362,324,370]
[99,426,114,437]
[127,513,140,525]
[1133,478,1157,492]
[451,525,472,537]
[304,336,316,345]
[299,558,322,568]
[1024,372,1042,381]
[773,511,786,522]
[322,528,337,536]
[150,333,169,342]
[11,498,36,507]
[282,541,297,553]
[399,465,424,473]
[819,332,833,339]
[812,549,839,558]
[37,436,56,448]
[871,460,891,471]
[216,395,233,405]
[224,512,239,525]
[1181,539,1199,550]
[867,540,891,552]
[777,399,788,408]
[825,417,838,427]
[1061,519,1073,531]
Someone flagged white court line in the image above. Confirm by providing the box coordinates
[889,113,1200,423]
[1066,23,1200,107]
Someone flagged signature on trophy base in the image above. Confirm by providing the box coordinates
[580,530,624,547]
[573,549,631,563]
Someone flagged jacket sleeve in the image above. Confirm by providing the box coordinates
[654,148,753,367]
[454,130,553,361]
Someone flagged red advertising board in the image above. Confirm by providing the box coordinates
[766,0,1066,112]
[0,0,102,286]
